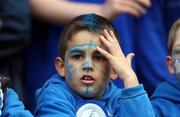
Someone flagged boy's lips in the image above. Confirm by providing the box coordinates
[81,75,95,85]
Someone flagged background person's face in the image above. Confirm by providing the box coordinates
[172,28,180,80]
[64,30,113,99]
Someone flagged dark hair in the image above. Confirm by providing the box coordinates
[59,13,120,60]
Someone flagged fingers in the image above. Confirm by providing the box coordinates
[123,0,146,15]
[109,30,120,48]
[137,0,151,7]
[110,0,151,16]
[126,53,135,66]
[103,30,114,43]
[99,30,122,56]
[96,46,113,61]
[102,30,118,47]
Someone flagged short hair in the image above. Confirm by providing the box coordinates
[168,19,180,54]
[59,13,120,60]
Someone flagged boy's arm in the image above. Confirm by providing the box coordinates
[116,85,155,117]
[29,0,151,24]
[97,30,155,117]
[97,30,139,88]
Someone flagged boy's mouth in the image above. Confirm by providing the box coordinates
[81,75,95,85]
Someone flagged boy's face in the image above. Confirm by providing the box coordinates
[167,28,180,80]
[56,30,115,99]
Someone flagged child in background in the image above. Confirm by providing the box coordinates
[35,13,154,117]
[0,75,33,117]
[151,19,180,117]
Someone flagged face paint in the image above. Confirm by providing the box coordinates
[67,43,97,96]
[63,31,112,99]
[173,57,180,80]
[85,86,90,96]
[67,64,74,80]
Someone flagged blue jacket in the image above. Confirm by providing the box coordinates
[151,79,180,117]
[35,74,155,117]
[2,89,33,117]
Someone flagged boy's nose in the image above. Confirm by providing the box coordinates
[82,66,93,73]
[82,59,93,72]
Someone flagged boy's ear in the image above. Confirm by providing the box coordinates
[110,68,118,80]
[55,57,65,77]
[166,56,175,74]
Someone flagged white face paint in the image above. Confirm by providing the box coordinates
[173,57,180,80]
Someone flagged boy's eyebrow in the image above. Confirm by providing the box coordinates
[70,48,84,53]
[69,43,99,50]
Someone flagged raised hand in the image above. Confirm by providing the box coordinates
[97,29,139,88]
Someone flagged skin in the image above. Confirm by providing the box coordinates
[56,30,139,99]
[166,27,180,80]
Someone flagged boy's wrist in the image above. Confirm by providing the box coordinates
[124,78,139,88]
[121,84,145,99]
[121,71,139,88]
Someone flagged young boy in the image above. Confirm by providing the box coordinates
[35,14,155,117]
[151,19,180,117]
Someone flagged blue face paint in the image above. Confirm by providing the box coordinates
[85,86,90,96]
[173,57,180,80]
[67,43,99,74]
[67,64,74,80]
[65,50,75,81]
[69,43,98,51]
[82,43,93,74]
[82,14,98,31]
[64,38,111,99]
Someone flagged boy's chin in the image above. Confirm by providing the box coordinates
[79,93,101,99]
[81,95,97,99]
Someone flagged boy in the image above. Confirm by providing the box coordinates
[151,19,180,117]
[35,14,154,117]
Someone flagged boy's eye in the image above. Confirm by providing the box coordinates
[94,54,107,62]
[71,54,83,60]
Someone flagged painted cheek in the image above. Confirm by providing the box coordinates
[66,64,74,80]
[65,52,75,80]
[85,86,90,96]
[173,58,180,79]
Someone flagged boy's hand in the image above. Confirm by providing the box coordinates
[97,30,139,88]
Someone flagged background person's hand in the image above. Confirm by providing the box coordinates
[101,0,151,20]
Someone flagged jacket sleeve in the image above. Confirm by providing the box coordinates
[35,84,76,117]
[115,85,155,117]
[2,88,33,117]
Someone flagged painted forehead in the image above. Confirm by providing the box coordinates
[67,43,99,52]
